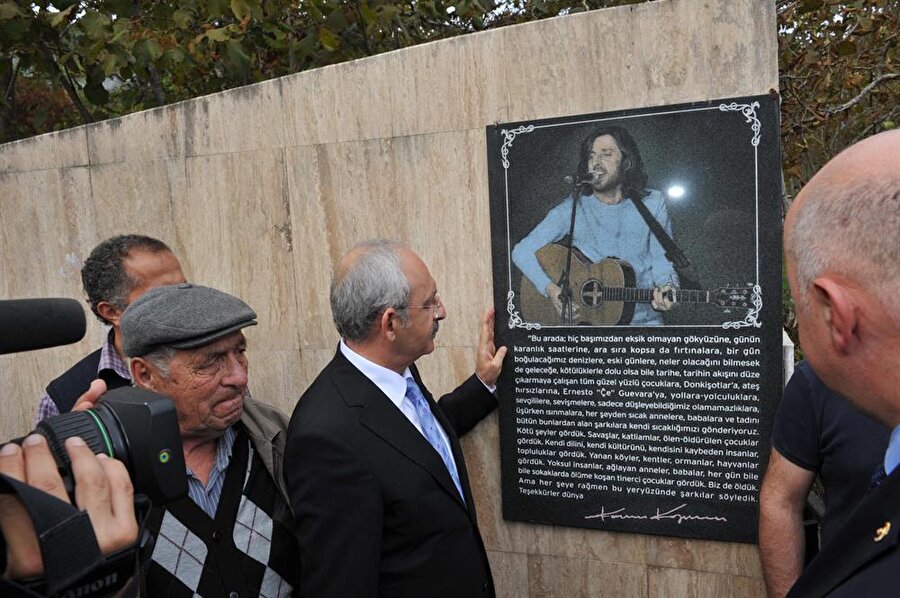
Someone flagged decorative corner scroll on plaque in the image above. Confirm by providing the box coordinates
[507,290,541,330]
[723,285,763,329]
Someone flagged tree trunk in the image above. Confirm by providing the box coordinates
[0,57,19,143]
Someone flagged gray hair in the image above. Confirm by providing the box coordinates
[331,240,411,342]
[137,345,177,378]
[788,176,900,312]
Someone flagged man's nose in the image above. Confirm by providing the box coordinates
[223,353,249,386]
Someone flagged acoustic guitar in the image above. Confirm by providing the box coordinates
[519,244,755,325]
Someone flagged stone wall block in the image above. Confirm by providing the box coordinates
[280,68,339,148]
[647,565,766,597]
[0,352,47,440]
[180,150,298,350]
[87,106,185,165]
[283,144,339,348]
[486,551,529,598]
[295,347,341,397]
[545,527,649,565]
[389,41,463,138]
[182,80,286,157]
[87,159,184,250]
[242,346,306,416]
[0,168,94,298]
[305,138,407,255]
[0,128,88,173]
[647,535,763,578]
[457,30,510,129]
[502,8,638,122]
[527,554,649,597]
[394,130,493,348]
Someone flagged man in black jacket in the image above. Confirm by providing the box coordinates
[784,129,900,597]
[37,234,185,422]
[286,239,507,597]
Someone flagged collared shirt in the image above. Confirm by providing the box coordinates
[339,340,460,474]
[884,425,900,476]
[35,328,131,424]
[186,425,238,518]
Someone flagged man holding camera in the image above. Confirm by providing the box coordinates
[37,234,186,422]
[121,283,297,597]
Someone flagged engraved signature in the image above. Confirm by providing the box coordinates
[584,503,728,525]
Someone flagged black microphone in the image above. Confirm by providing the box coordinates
[563,172,599,185]
[0,298,87,355]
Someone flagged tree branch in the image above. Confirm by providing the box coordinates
[824,73,899,116]
[147,63,167,106]
[852,104,900,145]
[36,41,94,123]
[4,58,19,102]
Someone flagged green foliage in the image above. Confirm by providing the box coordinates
[0,1,651,141]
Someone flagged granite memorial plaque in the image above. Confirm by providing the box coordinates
[487,94,782,542]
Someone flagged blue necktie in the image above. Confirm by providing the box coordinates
[405,377,465,502]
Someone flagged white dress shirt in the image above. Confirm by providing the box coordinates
[339,340,460,474]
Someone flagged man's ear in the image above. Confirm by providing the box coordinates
[812,277,857,353]
[380,308,399,342]
[130,357,158,390]
[96,301,124,327]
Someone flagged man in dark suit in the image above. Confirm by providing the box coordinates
[784,129,900,597]
[285,239,507,597]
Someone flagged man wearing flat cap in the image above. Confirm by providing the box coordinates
[121,283,298,598]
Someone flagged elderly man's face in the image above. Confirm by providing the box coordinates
[152,331,249,439]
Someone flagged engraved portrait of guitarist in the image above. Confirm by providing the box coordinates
[512,125,684,326]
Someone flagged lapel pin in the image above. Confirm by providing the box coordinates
[874,521,891,542]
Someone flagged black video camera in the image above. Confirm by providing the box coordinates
[19,386,187,505]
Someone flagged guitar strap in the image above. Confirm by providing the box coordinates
[629,195,701,290]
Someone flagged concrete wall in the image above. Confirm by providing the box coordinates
[0,0,777,594]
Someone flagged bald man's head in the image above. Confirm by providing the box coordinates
[785,130,900,314]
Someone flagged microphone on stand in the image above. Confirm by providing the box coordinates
[563,172,599,185]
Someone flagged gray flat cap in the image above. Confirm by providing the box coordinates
[122,283,257,357]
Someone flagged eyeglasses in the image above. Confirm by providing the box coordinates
[405,294,443,316]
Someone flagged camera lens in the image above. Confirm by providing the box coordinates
[32,407,128,498]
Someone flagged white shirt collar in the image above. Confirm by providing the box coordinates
[339,339,412,409]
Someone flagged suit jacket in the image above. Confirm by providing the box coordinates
[285,348,498,598]
[789,466,900,597]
